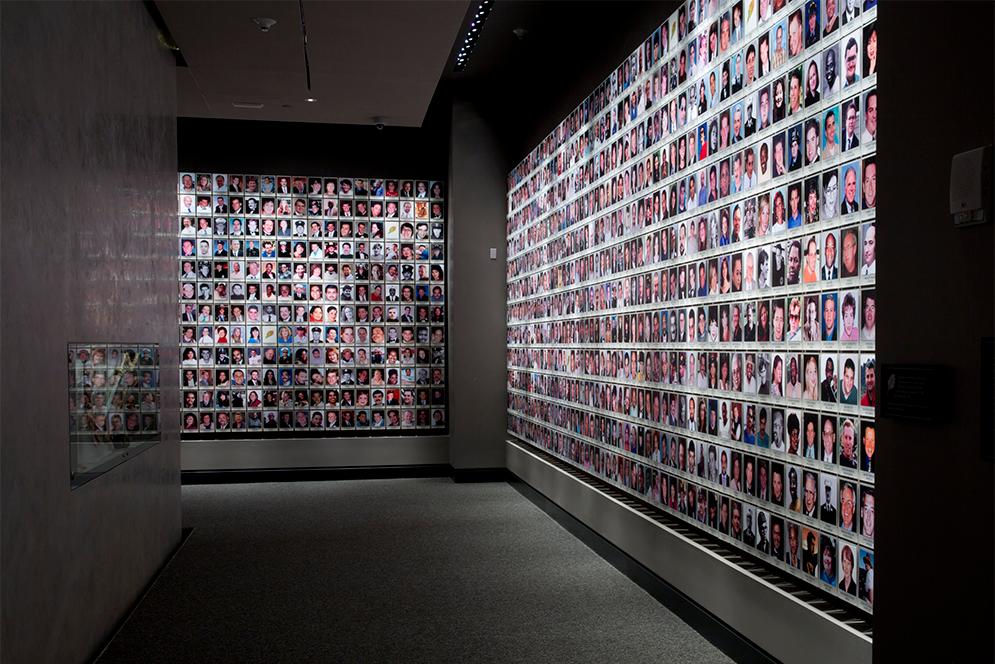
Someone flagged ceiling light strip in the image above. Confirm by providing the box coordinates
[454,0,494,72]
[299,0,312,90]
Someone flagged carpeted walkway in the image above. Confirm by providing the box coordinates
[96,479,734,664]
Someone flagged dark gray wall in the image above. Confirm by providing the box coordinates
[874,3,994,662]
[447,92,512,470]
[0,3,182,663]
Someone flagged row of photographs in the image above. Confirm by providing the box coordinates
[70,389,158,410]
[183,264,446,288]
[180,220,445,245]
[184,359,441,386]
[181,255,443,275]
[179,197,445,221]
[179,174,444,200]
[509,417,873,608]
[507,112,876,261]
[181,320,444,344]
[181,217,446,242]
[183,365,444,390]
[184,385,445,409]
[506,351,874,425]
[511,350,874,432]
[180,267,443,289]
[506,397,875,543]
[180,303,444,326]
[181,344,446,369]
[506,0,874,192]
[506,372,875,472]
[180,257,443,282]
[182,280,445,304]
[71,412,160,434]
[69,346,157,367]
[182,408,447,431]
[180,280,446,308]
[182,254,445,280]
[70,368,158,390]
[507,231,877,324]
[507,183,873,284]
[180,304,446,328]
[508,287,876,349]
[508,365,875,474]
[181,280,447,305]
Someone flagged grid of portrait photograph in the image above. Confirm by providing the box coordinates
[69,344,161,475]
[505,0,876,612]
[178,173,447,437]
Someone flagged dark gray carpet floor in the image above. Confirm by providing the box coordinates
[96,479,733,664]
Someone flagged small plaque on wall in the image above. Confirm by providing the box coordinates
[880,365,943,422]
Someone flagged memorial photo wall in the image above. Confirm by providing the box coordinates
[69,343,161,487]
[178,173,448,438]
[506,0,877,612]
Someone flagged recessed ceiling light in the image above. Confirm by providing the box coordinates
[231,102,264,109]
[252,17,276,32]
[305,98,317,103]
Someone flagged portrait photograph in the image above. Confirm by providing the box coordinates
[838,540,858,595]
[861,158,877,210]
[821,42,840,99]
[862,88,877,143]
[860,288,875,342]
[860,356,876,411]
[841,33,861,90]
[859,485,874,540]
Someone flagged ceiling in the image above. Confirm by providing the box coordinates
[440,1,680,163]
[156,0,471,126]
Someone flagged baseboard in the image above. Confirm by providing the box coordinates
[181,464,452,485]
[451,467,512,483]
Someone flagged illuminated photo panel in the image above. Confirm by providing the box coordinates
[505,0,876,611]
[179,174,447,438]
